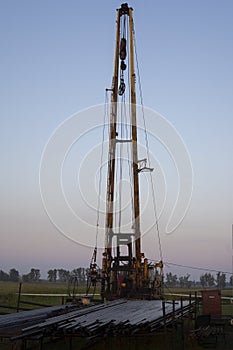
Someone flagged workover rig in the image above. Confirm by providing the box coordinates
[88,3,163,301]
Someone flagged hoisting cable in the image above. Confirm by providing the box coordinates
[95,90,109,254]
[117,95,125,232]
[164,260,233,275]
[86,92,109,296]
[133,21,163,262]
[125,16,135,224]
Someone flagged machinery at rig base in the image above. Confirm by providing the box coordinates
[88,3,163,302]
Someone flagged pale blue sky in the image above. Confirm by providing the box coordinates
[0,0,232,279]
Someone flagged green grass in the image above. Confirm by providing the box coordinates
[164,287,233,299]
[0,281,91,313]
[0,282,232,314]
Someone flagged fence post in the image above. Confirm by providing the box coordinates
[194,291,197,321]
[172,299,175,320]
[16,282,22,313]
[162,300,166,322]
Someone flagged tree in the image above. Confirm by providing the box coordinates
[22,268,40,282]
[216,272,226,289]
[0,270,9,281]
[22,273,29,282]
[58,269,70,283]
[71,268,86,286]
[230,275,233,286]
[47,269,57,282]
[179,274,191,288]
[200,273,215,288]
[165,272,178,287]
[30,268,40,282]
[9,268,19,282]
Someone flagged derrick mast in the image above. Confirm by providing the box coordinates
[101,3,163,301]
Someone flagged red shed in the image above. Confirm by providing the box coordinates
[201,289,222,317]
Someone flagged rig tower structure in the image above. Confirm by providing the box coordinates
[100,3,163,301]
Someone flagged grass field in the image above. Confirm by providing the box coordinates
[0,282,232,314]
[0,281,89,313]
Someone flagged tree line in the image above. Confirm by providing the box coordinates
[165,272,231,289]
[0,268,232,288]
[0,267,90,285]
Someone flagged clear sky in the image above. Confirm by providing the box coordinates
[1,0,233,280]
